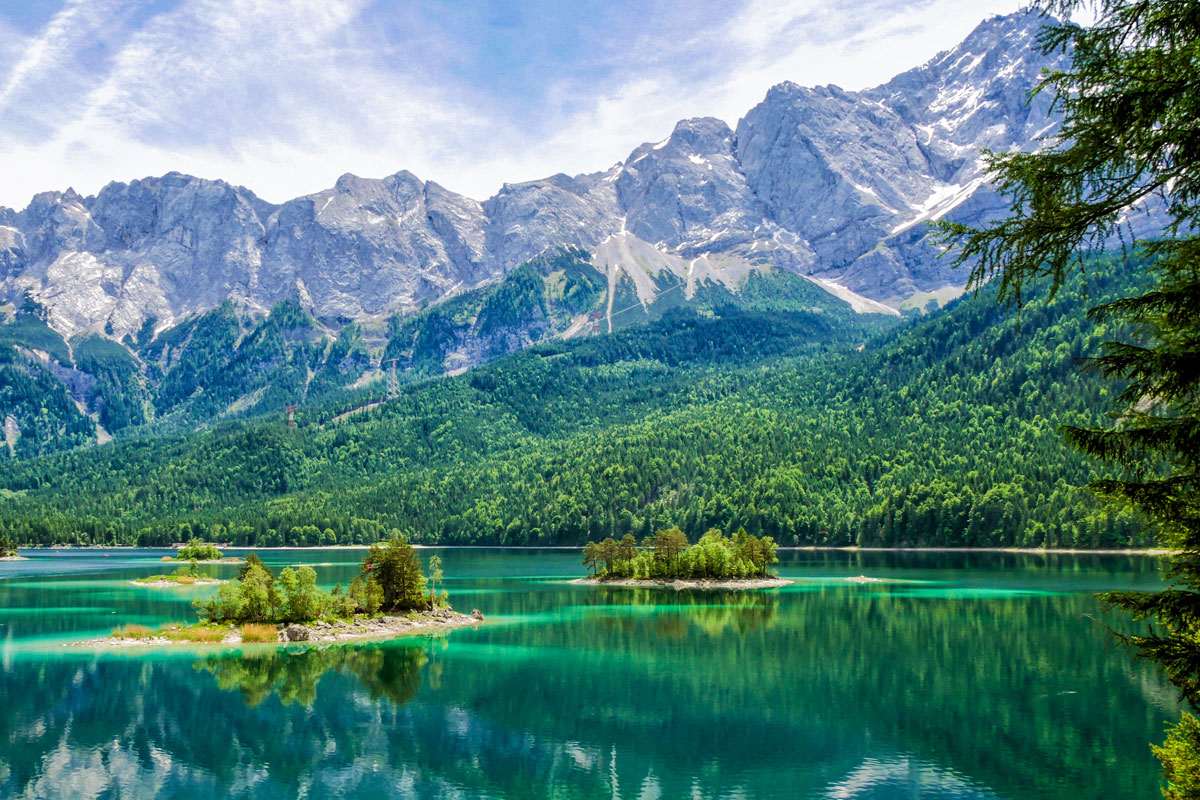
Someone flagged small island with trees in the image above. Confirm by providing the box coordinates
[90,536,480,647]
[0,532,21,560]
[135,539,238,586]
[577,527,788,589]
[160,538,243,564]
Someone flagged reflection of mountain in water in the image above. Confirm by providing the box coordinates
[0,578,1175,799]
[196,644,427,708]
[823,756,998,799]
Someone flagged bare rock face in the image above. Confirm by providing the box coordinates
[0,11,1149,338]
[261,171,491,324]
[483,171,621,269]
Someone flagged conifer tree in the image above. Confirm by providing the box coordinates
[942,0,1200,789]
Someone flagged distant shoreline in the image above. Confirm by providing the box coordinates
[12,545,1171,555]
[780,546,1173,556]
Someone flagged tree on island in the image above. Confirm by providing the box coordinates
[583,527,778,581]
[0,532,16,558]
[653,527,689,573]
[362,533,428,611]
[175,538,223,561]
[940,0,1200,791]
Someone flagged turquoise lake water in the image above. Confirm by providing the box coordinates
[0,548,1177,798]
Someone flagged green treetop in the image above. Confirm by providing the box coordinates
[175,538,223,561]
[362,533,429,611]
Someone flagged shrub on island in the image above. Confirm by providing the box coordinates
[582,527,778,581]
[0,533,16,558]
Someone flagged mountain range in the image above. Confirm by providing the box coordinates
[2,12,1064,339]
[0,11,1096,454]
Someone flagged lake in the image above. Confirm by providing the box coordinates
[0,548,1176,799]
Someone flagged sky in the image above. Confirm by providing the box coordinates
[0,0,1033,210]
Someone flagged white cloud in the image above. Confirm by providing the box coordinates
[0,0,114,110]
[0,0,1035,209]
[452,0,1026,193]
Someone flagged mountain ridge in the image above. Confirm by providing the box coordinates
[0,10,1069,342]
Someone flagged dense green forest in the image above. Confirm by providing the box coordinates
[0,249,872,459]
[0,255,1152,548]
[0,297,373,455]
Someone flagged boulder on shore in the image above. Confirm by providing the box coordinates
[284,624,311,642]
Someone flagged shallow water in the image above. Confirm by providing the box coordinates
[0,548,1176,799]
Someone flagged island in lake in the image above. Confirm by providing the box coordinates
[0,533,23,560]
[576,527,790,589]
[87,536,480,648]
[132,566,225,588]
[159,538,244,564]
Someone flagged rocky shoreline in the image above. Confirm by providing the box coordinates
[72,609,483,649]
[130,578,223,588]
[572,577,791,590]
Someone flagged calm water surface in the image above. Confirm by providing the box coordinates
[0,548,1177,799]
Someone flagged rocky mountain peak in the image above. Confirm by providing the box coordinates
[0,11,1115,337]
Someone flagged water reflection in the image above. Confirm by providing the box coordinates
[0,549,1178,799]
[196,643,427,708]
[585,587,781,639]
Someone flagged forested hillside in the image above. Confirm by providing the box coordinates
[0,256,1151,548]
[0,248,879,459]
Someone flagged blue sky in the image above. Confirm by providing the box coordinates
[0,0,1028,209]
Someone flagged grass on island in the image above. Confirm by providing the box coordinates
[133,565,220,585]
[583,527,779,582]
[110,624,156,639]
[239,623,279,643]
[110,622,230,642]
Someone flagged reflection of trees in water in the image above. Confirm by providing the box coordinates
[448,588,1176,800]
[593,589,780,639]
[780,549,1167,586]
[0,643,438,798]
[196,644,427,708]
